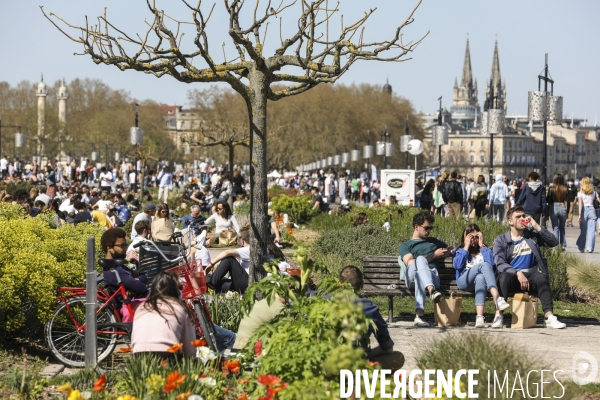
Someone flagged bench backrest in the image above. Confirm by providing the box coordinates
[363,256,459,292]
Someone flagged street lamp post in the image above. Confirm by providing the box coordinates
[431,97,448,174]
[363,130,373,177]
[528,54,562,185]
[379,125,391,172]
[403,116,412,169]
[0,117,22,159]
[482,79,504,185]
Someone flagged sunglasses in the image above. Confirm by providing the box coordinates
[420,225,434,231]
[113,243,128,249]
[217,207,225,211]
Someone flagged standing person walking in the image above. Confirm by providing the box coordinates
[157,166,172,205]
[473,175,488,218]
[442,171,463,220]
[488,174,509,222]
[576,177,599,253]
[516,171,547,224]
[566,178,577,227]
[547,173,568,249]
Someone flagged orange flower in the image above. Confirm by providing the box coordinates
[167,343,183,353]
[237,393,248,400]
[160,359,169,367]
[258,387,276,400]
[166,371,186,385]
[223,388,229,394]
[191,339,207,347]
[118,347,133,353]
[225,359,240,373]
[163,383,177,393]
[257,374,281,387]
[92,374,106,391]
[287,228,294,235]
[368,361,380,367]
[176,392,192,400]
[271,382,288,394]
[238,378,250,385]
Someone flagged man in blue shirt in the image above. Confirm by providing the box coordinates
[339,266,394,357]
[181,205,206,236]
[493,205,566,329]
[157,165,173,205]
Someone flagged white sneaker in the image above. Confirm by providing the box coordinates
[413,316,429,327]
[545,315,566,329]
[475,315,485,328]
[495,297,510,311]
[491,315,504,329]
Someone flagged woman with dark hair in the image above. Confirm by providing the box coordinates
[453,224,509,328]
[131,271,196,358]
[45,165,57,200]
[100,228,148,298]
[547,173,568,249]
[420,179,435,211]
[151,203,175,242]
[205,200,240,246]
[473,175,488,218]
[352,212,369,227]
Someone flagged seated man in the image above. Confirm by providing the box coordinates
[181,205,206,236]
[399,211,454,327]
[339,266,394,357]
[126,220,151,262]
[493,205,566,329]
[100,228,148,299]
[205,226,251,294]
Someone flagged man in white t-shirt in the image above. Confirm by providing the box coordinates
[34,187,52,205]
[205,226,251,294]
[0,156,8,179]
[99,167,113,192]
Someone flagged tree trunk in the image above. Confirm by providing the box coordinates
[247,68,269,285]
[227,142,234,174]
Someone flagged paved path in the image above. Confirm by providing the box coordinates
[377,321,600,384]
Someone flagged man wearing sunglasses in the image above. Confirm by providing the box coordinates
[399,212,454,327]
[492,205,565,329]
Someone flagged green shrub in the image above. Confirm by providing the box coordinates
[270,194,315,224]
[234,200,250,217]
[544,247,568,300]
[312,224,399,265]
[0,203,105,337]
[417,332,564,399]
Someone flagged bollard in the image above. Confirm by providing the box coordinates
[85,237,97,368]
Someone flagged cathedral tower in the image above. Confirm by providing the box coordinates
[57,78,68,127]
[484,40,507,112]
[36,74,47,153]
[451,39,480,128]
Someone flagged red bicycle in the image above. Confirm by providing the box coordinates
[45,227,217,367]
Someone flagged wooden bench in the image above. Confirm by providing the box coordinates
[362,256,473,323]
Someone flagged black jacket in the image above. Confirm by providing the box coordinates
[493,227,558,276]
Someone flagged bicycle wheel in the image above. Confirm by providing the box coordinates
[193,301,217,352]
[45,296,118,367]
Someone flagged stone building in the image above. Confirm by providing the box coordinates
[422,40,600,180]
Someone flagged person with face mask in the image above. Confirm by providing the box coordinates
[566,178,577,227]
[100,228,149,299]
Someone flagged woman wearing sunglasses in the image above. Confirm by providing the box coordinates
[205,201,240,246]
[453,224,509,328]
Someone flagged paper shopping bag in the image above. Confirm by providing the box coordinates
[219,229,238,246]
[434,293,462,327]
[511,293,538,329]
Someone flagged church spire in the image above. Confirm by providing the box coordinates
[461,39,473,88]
[485,40,507,112]
[490,40,501,89]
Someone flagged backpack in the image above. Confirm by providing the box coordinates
[444,180,462,203]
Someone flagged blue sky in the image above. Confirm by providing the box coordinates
[2,0,599,120]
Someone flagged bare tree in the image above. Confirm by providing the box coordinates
[42,0,427,283]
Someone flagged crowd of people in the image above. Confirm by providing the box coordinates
[415,169,600,253]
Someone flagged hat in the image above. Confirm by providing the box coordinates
[145,203,156,211]
[341,199,349,205]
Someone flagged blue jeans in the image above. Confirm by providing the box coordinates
[405,256,440,311]
[549,203,567,248]
[456,262,498,306]
[214,324,236,352]
[577,206,597,252]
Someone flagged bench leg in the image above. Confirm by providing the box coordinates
[388,296,393,324]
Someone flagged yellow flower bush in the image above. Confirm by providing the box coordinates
[0,204,104,335]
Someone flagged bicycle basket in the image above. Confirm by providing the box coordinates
[166,259,207,299]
